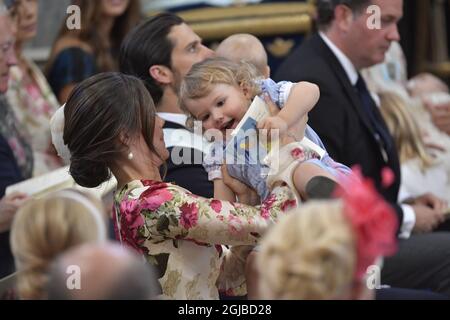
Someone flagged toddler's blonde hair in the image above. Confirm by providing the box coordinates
[179,57,262,126]
[257,200,356,300]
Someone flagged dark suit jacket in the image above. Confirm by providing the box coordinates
[275,33,404,227]
[0,135,23,198]
[0,133,24,278]
[163,121,213,199]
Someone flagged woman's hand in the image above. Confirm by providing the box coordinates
[221,165,260,205]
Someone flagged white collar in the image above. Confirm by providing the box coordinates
[157,112,188,127]
[319,32,359,86]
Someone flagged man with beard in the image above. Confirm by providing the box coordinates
[275,0,450,296]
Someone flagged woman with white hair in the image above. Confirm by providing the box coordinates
[6,0,63,177]
[0,0,31,280]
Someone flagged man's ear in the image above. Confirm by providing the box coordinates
[334,4,354,33]
[149,65,174,85]
[264,66,271,79]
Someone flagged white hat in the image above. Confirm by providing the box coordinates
[50,104,71,163]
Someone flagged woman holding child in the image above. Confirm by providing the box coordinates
[59,67,405,300]
[62,72,301,299]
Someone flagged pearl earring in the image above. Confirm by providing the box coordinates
[128,152,134,160]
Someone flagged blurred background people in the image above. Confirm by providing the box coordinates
[256,171,398,300]
[0,0,31,280]
[379,91,450,205]
[2,0,449,301]
[7,0,63,177]
[10,189,107,299]
[362,41,450,164]
[274,0,450,296]
[45,0,141,103]
[257,201,376,300]
[47,243,159,300]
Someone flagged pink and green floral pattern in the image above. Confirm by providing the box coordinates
[114,179,297,299]
[7,59,62,176]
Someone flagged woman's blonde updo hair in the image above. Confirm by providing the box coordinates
[179,57,262,127]
[257,200,356,300]
[10,189,107,300]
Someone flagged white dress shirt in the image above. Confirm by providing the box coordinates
[157,112,188,127]
[319,32,416,239]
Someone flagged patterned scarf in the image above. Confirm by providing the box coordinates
[0,95,33,179]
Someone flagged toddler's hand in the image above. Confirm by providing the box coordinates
[222,165,260,205]
[257,116,288,135]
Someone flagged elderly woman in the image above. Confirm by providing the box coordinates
[6,0,63,176]
[0,0,31,280]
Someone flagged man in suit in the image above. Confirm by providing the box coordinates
[120,13,216,198]
[0,0,29,278]
[275,0,450,295]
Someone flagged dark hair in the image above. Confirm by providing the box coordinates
[47,0,141,73]
[317,0,371,29]
[63,72,157,188]
[3,0,16,10]
[119,13,184,105]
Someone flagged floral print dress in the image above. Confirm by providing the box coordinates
[114,180,297,300]
[0,95,33,182]
[7,58,63,176]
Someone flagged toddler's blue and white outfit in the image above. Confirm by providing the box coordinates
[204,78,351,200]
